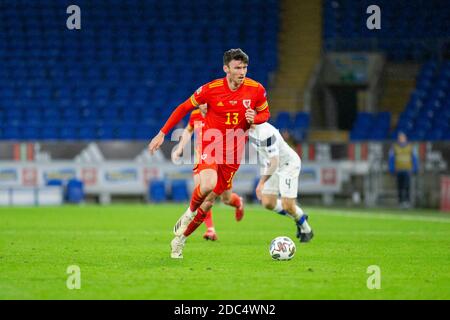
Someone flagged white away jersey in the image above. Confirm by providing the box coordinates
[248,122,300,171]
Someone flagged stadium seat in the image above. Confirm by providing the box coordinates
[349,112,392,141]
[275,112,292,130]
[66,179,84,204]
[291,112,310,141]
[171,180,189,202]
[149,180,166,203]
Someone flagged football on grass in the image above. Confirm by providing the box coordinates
[269,236,296,260]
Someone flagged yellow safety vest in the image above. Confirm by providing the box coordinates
[393,143,413,171]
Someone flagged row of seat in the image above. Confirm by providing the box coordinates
[394,61,450,141]
[0,125,159,141]
[323,0,450,61]
[0,0,278,141]
[349,60,449,142]
[350,112,391,141]
[271,112,310,142]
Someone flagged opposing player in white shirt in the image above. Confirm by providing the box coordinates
[249,122,313,242]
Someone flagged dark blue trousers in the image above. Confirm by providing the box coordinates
[396,171,411,204]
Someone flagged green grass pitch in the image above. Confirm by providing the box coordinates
[1,204,449,299]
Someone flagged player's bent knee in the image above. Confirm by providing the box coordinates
[200,181,215,195]
[281,199,296,213]
[261,197,276,210]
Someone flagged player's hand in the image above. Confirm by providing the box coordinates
[148,131,165,155]
[245,108,256,124]
[171,146,183,163]
[256,181,264,200]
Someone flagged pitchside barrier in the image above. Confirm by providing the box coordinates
[0,141,448,207]
[0,186,63,206]
[0,161,346,205]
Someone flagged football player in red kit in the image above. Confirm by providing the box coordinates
[172,104,244,241]
[149,48,270,258]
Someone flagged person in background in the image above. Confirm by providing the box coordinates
[389,132,419,209]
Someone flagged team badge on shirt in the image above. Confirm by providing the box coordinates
[243,99,251,108]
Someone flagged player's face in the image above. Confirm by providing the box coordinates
[224,60,248,85]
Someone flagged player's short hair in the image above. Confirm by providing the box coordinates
[223,48,249,66]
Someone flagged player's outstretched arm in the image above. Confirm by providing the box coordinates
[172,125,194,162]
[147,98,196,155]
[148,131,165,155]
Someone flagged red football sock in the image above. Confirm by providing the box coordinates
[184,208,208,237]
[189,185,207,212]
[204,210,214,229]
[228,193,242,208]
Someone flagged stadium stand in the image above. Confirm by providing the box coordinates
[271,111,310,142]
[0,0,279,141]
[393,61,450,141]
[323,0,449,142]
[348,60,450,142]
[350,112,391,141]
[323,0,450,61]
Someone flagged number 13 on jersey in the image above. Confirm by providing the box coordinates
[225,112,239,125]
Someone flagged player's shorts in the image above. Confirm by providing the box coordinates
[196,161,239,195]
[262,158,301,198]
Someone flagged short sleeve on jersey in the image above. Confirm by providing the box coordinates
[190,84,208,107]
[255,84,268,112]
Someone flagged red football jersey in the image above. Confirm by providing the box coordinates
[188,109,206,163]
[188,109,206,139]
[190,77,269,167]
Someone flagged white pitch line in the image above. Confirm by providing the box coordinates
[312,210,450,224]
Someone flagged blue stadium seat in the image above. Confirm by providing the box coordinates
[275,112,292,130]
[393,60,450,141]
[149,180,166,203]
[60,126,77,140]
[171,180,189,202]
[22,126,40,140]
[3,126,21,140]
[66,179,84,204]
